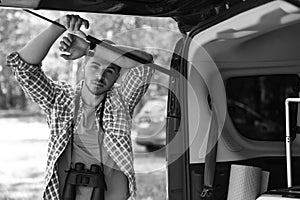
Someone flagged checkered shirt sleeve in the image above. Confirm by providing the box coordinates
[6,52,61,115]
[119,64,154,115]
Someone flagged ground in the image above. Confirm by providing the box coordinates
[0,115,166,200]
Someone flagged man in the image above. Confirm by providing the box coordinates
[6,15,154,200]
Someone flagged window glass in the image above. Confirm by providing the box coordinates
[226,75,299,141]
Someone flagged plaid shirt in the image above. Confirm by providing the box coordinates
[6,52,154,200]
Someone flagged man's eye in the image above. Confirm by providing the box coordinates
[91,65,98,69]
[106,68,115,73]
[91,65,101,70]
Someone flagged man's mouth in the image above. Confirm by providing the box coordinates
[92,80,105,87]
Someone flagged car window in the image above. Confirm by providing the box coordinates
[226,74,299,141]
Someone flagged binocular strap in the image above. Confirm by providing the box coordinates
[70,88,107,171]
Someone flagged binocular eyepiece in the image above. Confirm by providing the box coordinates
[63,162,107,200]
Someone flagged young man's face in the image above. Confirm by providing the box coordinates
[84,57,121,96]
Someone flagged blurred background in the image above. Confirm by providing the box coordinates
[0,9,181,199]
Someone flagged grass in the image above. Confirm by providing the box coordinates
[0,171,166,200]
[0,115,166,200]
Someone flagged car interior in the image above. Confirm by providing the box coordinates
[175,1,300,199]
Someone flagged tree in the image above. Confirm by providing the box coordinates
[0,10,181,112]
[0,10,73,111]
[0,10,32,110]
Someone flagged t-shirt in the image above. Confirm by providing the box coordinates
[72,99,118,200]
[58,99,129,200]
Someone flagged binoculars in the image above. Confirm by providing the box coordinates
[63,162,107,200]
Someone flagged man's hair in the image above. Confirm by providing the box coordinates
[108,62,121,73]
[82,56,121,72]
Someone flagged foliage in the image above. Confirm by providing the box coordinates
[0,9,181,111]
[0,10,29,109]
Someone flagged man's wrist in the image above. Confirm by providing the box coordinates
[53,18,67,31]
[86,42,96,57]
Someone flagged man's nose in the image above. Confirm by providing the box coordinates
[95,69,104,79]
[96,73,102,80]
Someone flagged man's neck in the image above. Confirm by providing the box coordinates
[81,83,104,107]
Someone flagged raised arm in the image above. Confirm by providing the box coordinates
[19,15,89,64]
[93,44,153,68]
[7,15,90,115]
[59,33,153,67]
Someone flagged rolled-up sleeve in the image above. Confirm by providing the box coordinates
[6,52,57,115]
[119,64,154,114]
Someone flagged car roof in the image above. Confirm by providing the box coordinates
[0,0,225,16]
[0,0,268,32]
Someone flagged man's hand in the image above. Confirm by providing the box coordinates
[56,14,89,32]
[57,15,89,60]
[57,15,90,60]
[59,33,89,60]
